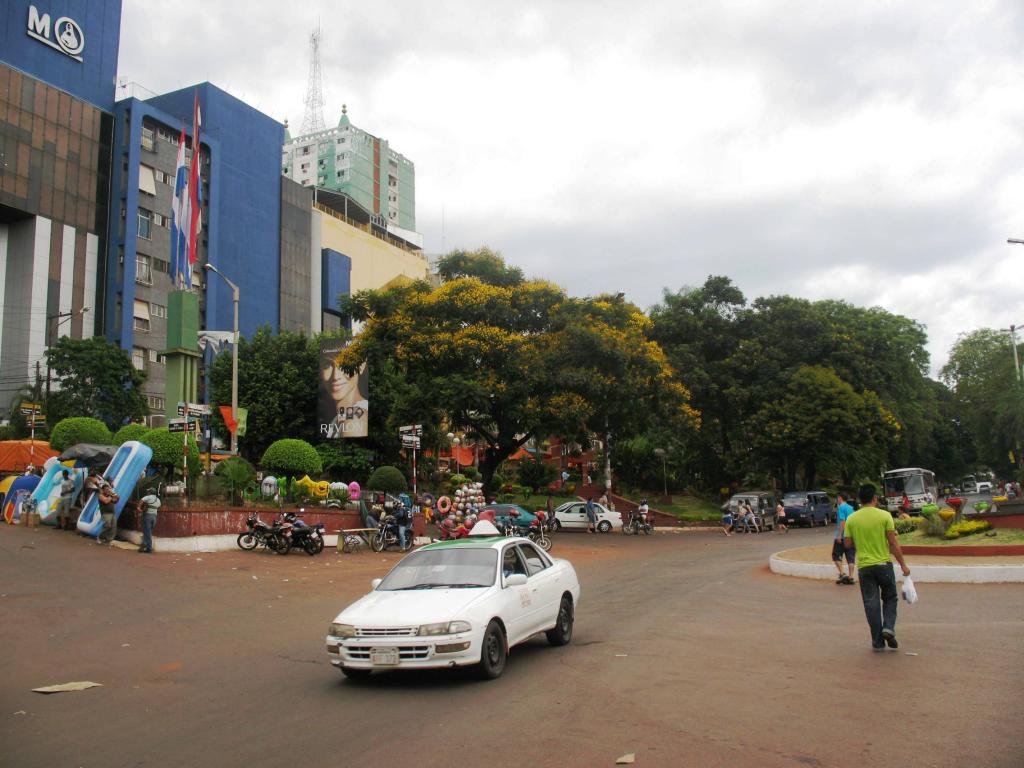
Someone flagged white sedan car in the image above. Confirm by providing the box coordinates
[325,532,581,680]
[553,501,622,532]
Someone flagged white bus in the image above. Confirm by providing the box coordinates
[882,468,937,514]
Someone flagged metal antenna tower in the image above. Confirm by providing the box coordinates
[300,24,326,135]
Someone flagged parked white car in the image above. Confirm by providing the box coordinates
[552,501,622,532]
[976,481,993,494]
[326,530,580,680]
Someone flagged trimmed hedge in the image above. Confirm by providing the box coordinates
[113,423,150,444]
[142,427,200,473]
[944,519,992,540]
[261,438,322,477]
[49,417,112,452]
[367,465,407,493]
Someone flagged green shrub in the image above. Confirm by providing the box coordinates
[48,417,112,452]
[142,428,200,475]
[367,465,408,493]
[461,465,480,481]
[260,438,322,477]
[448,473,469,493]
[920,503,939,516]
[895,518,917,534]
[921,511,948,538]
[944,519,992,540]
[329,485,350,504]
[214,457,256,504]
[113,423,150,444]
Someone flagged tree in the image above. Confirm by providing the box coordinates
[209,327,319,461]
[142,428,200,477]
[48,417,113,452]
[436,247,524,287]
[366,465,408,493]
[113,423,150,444]
[338,265,697,493]
[517,455,556,495]
[260,438,322,477]
[315,441,376,482]
[45,337,147,429]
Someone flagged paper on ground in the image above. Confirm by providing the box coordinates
[616,754,636,764]
[32,681,102,694]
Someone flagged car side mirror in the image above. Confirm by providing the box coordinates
[505,573,528,587]
[370,578,382,590]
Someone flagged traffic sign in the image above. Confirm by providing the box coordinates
[187,403,212,415]
[398,424,423,435]
[168,419,197,433]
[177,403,186,416]
[401,435,421,449]
[20,402,40,412]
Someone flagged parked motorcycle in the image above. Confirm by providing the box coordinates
[500,511,553,552]
[275,510,325,556]
[623,506,653,535]
[237,512,278,551]
[372,512,413,552]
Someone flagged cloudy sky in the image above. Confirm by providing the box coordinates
[118,1,1024,375]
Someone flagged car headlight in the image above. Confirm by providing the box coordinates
[418,621,471,636]
[329,623,356,638]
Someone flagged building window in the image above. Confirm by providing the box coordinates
[141,127,155,151]
[136,253,152,285]
[301,146,310,155]
[147,394,166,411]
[137,209,152,240]
[153,212,166,228]
[132,348,146,370]
[151,303,167,319]
[336,170,346,179]
[154,168,168,185]
[133,299,151,332]
[152,256,169,274]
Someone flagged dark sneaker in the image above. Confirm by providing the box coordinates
[835,575,846,584]
[842,575,856,585]
[872,645,885,652]
[882,629,898,649]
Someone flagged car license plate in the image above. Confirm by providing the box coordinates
[370,648,399,666]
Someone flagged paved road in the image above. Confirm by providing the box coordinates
[2,525,1022,768]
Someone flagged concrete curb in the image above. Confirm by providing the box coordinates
[116,531,340,553]
[769,552,1024,584]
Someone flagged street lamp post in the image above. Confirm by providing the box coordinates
[447,432,461,474]
[654,447,667,497]
[204,264,240,454]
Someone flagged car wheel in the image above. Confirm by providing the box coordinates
[476,621,507,680]
[546,595,574,647]
[597,520,612,533]
[341,667,371,681]
[553,519,561,531]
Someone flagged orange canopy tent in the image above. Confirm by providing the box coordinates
[0,440,59,473]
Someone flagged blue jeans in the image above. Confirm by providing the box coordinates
[141,512,157,551]
[858,562,898,647]
[398,523,409,548]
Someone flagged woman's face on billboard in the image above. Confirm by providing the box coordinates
[321,359,359,404]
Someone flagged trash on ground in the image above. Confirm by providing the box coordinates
[616,754,636,765]
[905,652,919,656]
[615,654,628,657]
[121,643,130,647]
[32,681,102,694]
[13,710,26,715]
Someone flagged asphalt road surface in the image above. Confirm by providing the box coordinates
[2,524,1022,768]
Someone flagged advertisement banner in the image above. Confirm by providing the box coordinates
[319,339,368,438]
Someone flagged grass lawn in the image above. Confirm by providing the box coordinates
[897,527,1024,546]
[636,494,723,521]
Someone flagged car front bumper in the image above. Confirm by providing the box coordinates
[325,631,480,670]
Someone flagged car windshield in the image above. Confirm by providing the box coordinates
[376,548,497,590]
[782,494,807,506]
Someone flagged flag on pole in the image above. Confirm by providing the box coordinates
[169,127,190,288]
[187,91,202,270]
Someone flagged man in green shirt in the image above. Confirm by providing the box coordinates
[844,483,911,651]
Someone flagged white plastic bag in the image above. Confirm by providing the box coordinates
[901,575,918,604]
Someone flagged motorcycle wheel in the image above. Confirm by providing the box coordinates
[271,534,292,556]
[311,534,324,554]
[643,524,652,535]
[536,533,553,552]
[371,532,386,552]
[237,532,258,551]
[303,538,319,556]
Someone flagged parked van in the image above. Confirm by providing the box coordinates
[781,491,833,527]
[728,491,778,531]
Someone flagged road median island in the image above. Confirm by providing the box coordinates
[769,544,1024,583]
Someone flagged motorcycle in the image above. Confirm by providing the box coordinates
[500,511,552,552]
[623,506,653,535]
[275,510,325,556]
[372,512,413,552]
[237,512,278,551]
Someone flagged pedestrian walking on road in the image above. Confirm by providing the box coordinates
[138,491,161,553]
[844,484,911,652]
[96,480,119,545]
[832,493,856,584]
[775,500,788,533]
[721,502,733,536]
[585,497,597,533]
[57,470,75,530]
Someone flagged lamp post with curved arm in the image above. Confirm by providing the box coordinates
[204,264,239,454]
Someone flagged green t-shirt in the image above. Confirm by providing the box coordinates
[844,505,894,569]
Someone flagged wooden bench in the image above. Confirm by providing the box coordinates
[335,527,377,554]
